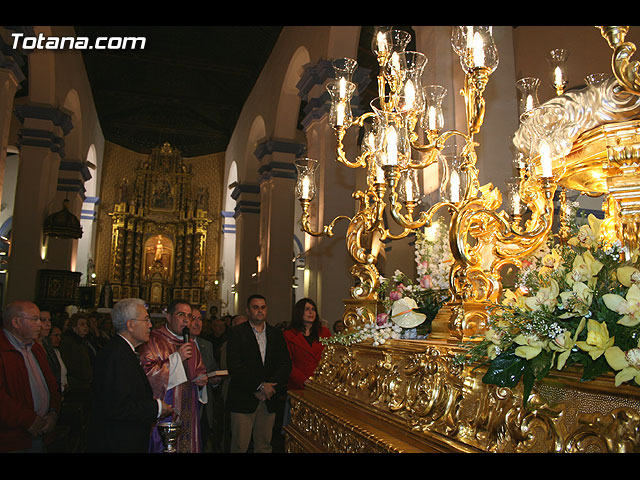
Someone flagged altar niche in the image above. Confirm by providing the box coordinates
[107,142,212,309]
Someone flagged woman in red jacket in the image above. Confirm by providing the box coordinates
[283,298,331,390]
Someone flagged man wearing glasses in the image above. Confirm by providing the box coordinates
[87,298,173,452]
[139,298,209,453]
[0,301,61,452]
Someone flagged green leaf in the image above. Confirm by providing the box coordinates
[581,354,612,382]
[482,352,527,388]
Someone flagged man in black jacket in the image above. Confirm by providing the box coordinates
[87,298,173,452]
[226,294,291,453]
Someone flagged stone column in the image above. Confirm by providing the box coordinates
[254,139,304,325]
[231,183,260,315]
[0,65,22,204]
[6,104,72,303]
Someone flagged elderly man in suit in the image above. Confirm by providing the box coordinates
[87,298,173,452]
[226,294,291,453]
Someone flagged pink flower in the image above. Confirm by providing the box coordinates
[376,313,389,326]
[420,275,433,289]
[389,289,402,301]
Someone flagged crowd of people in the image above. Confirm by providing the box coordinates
[0,294,342,453]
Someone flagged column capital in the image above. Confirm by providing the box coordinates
[14,103,73,135]
[254,137,306,162]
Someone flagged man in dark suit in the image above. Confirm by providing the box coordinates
[87,298,173,452]
[226,294,291,453]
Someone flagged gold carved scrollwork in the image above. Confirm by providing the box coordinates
[291,341,640,453]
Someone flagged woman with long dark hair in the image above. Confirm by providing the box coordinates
[283,298,331,390]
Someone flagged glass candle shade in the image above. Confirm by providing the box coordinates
[400,51,428,113]
[422,84,447,132]
[398,168,421,203]
[505,180,524,216]
[451,26,499,74]
[526,104,571,179]
[326,79,356,128]
[439,148,466,203]
[295,158,319,200]
[371,96,412,167]
[332,57,358,83]
[516,77,541,118]
[372,26,393,60]
[547,48,568,93]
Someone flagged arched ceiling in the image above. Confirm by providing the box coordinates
[73,26,283,158]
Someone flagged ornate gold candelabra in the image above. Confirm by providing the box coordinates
[295,26,563,340]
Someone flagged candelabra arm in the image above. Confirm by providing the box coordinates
[334,112,376,169]
[598,26,640,96]
[299,199,351,237]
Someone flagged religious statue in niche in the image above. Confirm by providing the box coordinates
[150,177,175,211]
[144,234,173,280]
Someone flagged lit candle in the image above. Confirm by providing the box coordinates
[339,77,347,99]
[427,106,437,131]
[375,164,385,184]
[450,170,460,202]
[466,26,474,50]
[539,139,553,177]
[405,174,414,202]
[386,127,398,165]
[404,79,415,108]
[301,176,311,199]
[472,31,484,67]
[525,94,534,113]
[554,66,564,88]
[377,31,388,54]
[512,190,522,214]
[336,102,345,126]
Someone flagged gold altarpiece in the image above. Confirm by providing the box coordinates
[105,142,214,308]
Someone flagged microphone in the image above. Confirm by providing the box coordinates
[182,326,190,343]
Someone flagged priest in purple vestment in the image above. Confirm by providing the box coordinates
[139,299,208,453]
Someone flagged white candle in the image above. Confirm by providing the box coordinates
[427,106,437,131]
[336,102,345,126]
[386,127,398,165]
[301,176,310,199]
[339,77,347,99]
[450,170,460,202]
[539,140,553,177]
[404,80,415,109]
[377,31,388,54]
[512,191,522,214]
[472,31,484,67]
[554,66,564,88]
[405,174,414,202]
[525,94,534,113]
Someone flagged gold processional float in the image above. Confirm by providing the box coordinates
[284,26,640,453]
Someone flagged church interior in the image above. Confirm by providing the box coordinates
[3,25,640,453]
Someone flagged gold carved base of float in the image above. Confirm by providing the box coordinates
[284,339,640,453]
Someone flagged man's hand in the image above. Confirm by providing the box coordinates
[177,342,193,361]
[191,374,208,387]
[27,415,46,437]
[159,401,174,418]
[41,411,58,435]
[255,382,277,401]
